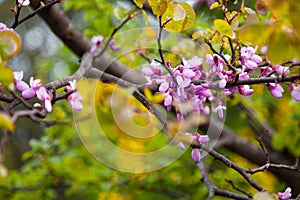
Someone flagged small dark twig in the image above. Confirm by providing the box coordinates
[157,16,177,84]
[10,91,33,109]
[256,136,270,163]
[205,39,236,72]
[225,179,252,198]
[96,7,140,57]
[11,0,61,29]
[197,161,252,200]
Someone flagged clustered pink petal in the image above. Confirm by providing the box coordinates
[278,187,292,200]
[143,57,214,120]
[240,46,262,70]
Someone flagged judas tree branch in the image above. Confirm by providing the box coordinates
[29,0,146,85]
[226,75,300,87]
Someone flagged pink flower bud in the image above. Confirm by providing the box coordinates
[191,148,201,162]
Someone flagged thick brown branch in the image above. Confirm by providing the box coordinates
[226,75,300,87]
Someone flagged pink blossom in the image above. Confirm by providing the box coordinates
[239,85,254,96]
[21,77,42,99]
[65,80,77,92]
[68,92,83,111]
[191,148,201,162]
[240,46,262,70]
[275,65,290,76]
[108,39,120,51]
[18,0,30,7]
[291,85,300,101]
[268,83,284,98]
[214,99,226,118]
[0,23,13,31]
[278,187,292,200]
[90,35,104,53]
[13,71,29,92]
[36,86,53,113]
[192,133,209,144]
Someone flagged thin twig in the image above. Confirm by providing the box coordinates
[11,0,61,29]
[256,136,270,163]
[205,39,236,72]
[225,179,252,198]
[197,161,252,200]
[192,143,265,192]
[96,7,140,58]
[157,16,177,84]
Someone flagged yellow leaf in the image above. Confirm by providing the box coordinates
[133,0,146,8]
[0,65,14,88]
[214,19,233,38]
[144,88,165,104]
[0,112,15,132]
[210,2,219,10]
[148,0,169,16]
[0,30,22,65]
[161,2,195,32]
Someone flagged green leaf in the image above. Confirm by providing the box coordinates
[148,0,169,16]
[0,65,14,88]
[161,2,195,32]
[0,112,15,132]
[133,0,146,8]
[113,7,127,20]
[214,19,233,38]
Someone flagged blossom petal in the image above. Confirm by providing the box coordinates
[22,88,36,99]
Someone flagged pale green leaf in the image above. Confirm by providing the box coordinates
[214,19,233,38]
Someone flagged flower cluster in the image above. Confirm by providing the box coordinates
[13,71,83,112]
[142,57,223,120]
[142,46,300,120]
[206,46,300,100]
